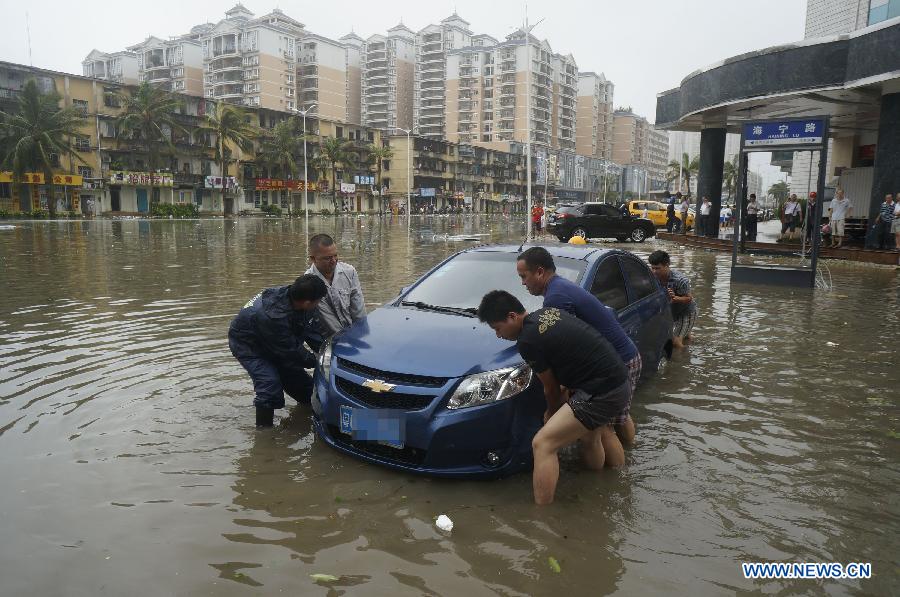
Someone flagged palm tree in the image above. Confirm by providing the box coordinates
[667,153,699,195]
[115,82,185,208]
[319,137,357,212]
[256,119,307,214]
[768,180,789,202]
[0,79,88,217]
[722,155,739,200]
[368,144,393,213]
[201,101,257,215]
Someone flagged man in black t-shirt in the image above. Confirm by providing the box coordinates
[477,290,630,505]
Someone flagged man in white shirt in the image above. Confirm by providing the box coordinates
[305,234,367,343]
[828,189,851,248]
[699,197,711,237]
[746,194,759,241]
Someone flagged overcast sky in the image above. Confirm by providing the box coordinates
[1,0,806,188]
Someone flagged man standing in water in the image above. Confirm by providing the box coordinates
[477,290,630,505]
[648,250,697,349]
[516,247,641,446]
[305,234,367,341]
[229,274,327,427]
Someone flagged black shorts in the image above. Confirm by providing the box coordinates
[568,381,630,430]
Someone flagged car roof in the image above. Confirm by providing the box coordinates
[462,242,618,262]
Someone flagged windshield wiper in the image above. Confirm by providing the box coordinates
[401,301,478,317]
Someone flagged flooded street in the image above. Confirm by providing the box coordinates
[0,216,897,596]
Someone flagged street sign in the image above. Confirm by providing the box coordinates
[743,119,824,147]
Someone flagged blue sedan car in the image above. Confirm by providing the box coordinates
[310,243,672,479]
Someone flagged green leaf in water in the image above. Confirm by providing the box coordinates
[548,556,561,573]
[887,430,900,440]
[334,496,342,503]
[310,573,340,583]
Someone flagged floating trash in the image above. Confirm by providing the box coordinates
[435,514,453,532]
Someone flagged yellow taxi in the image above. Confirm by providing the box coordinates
[628,200,695,230]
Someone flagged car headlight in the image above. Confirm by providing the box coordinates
[318,338,333,381]
[447,363,532,409]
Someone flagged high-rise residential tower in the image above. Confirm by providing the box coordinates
[362,24,416,131]
[413,14,473,138]
[576,72,614,159]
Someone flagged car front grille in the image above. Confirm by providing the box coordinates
[337,358,449,388]
[335,376,436,410]
[327,424,426,466]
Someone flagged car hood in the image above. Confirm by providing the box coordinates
[332,306,523,378]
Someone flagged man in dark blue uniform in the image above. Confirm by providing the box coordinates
[229,274,327,427]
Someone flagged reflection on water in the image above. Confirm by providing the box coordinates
[0,216,897,595]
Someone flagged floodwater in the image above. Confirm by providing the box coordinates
[0,216,897,596]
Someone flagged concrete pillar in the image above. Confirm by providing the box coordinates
[696,127,727,237]
[867,92,900,248]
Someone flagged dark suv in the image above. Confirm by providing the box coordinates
[547,203,656,243]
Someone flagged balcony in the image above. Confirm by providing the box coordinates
[214,84,243,98]
[209,57,243,72]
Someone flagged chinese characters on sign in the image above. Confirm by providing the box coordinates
[108,171,174,187]
[339,183,357,194]
[743,120,825,147]
[0,172,84,185]
[254,179,309,191]
[352,175,375,185]
[204,176,239,190]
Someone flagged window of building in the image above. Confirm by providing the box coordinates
[78,166,93,178]
[869,0,900,23]
[0,183,11,199]
[74,136,91,151]
[335,126,343,138]
[382,160,390,171]
[72,99,89,115]
[589,257,627,311]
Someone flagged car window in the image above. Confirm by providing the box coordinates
[557,206,582,215]
[404,252,586,312]
[599,204,621,218]
[589,257,628,311]
[583,204,603,215]
[619,256,658,304]
[653,202,666,211]
[633,202,645,210]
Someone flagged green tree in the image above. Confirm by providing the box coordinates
[368,144,393,213]
[201,101,257,215]
[722,155,739,200]
[768,180,789,202]
[667,153,699,196]
[319,137,357,212]
[0,79,88,217]
[257,119,308,214]
[115,82,185,207]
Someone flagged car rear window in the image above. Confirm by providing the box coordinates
[404,252,586,312]
[555,206,582,215]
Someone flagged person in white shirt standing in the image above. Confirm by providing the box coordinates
[305,234,368,344]
[746,194,760,241]
[828,189,851,248]
[780,194,800,240]
[699,197,711,237]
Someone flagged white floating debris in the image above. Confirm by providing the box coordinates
[825,341,838,347]
[435,514,453,532]
[0,225,15,230]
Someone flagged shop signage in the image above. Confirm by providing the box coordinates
[254,178,309,191]
[109,171,174,187]
[353,175,375,185]
[0,172,83,186]
[340,183,356,194]
[204,175,239,190]
[420,188,436,197]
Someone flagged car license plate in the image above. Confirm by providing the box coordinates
[339,405,405,449]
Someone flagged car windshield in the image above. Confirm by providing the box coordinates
[555,205,582,215]
[403,251,586,312]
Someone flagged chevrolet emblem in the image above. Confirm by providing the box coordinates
[362,379,396,393]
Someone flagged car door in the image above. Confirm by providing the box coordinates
[650,202,667,226]
[588,254,629,313]
[617,254,671,369]
[598,203,628,237]
[580,204,605,237]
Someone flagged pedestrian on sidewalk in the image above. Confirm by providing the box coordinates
[874,193,895,250]
[699,196,711,237]
[893,194,900,250]
[679,195,690,234]
[746,194,759,241]
[829,189,851,248]
[805,192,819,245]
[781,194,800,240]
[666,194,678,233]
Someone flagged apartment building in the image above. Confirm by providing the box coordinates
[383,135,526,212]
[612,109,669,190]
[200,5,303,111]
[575,72,614,159]
[446,30,578,152]
[362,24,416,131]
[298,34,355,122]
[128,31,206,96]
[414,14,474,139]
[804,0,871,37]
[81,50,140,85]
[551,53,578,152]
[340,33,364,124]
